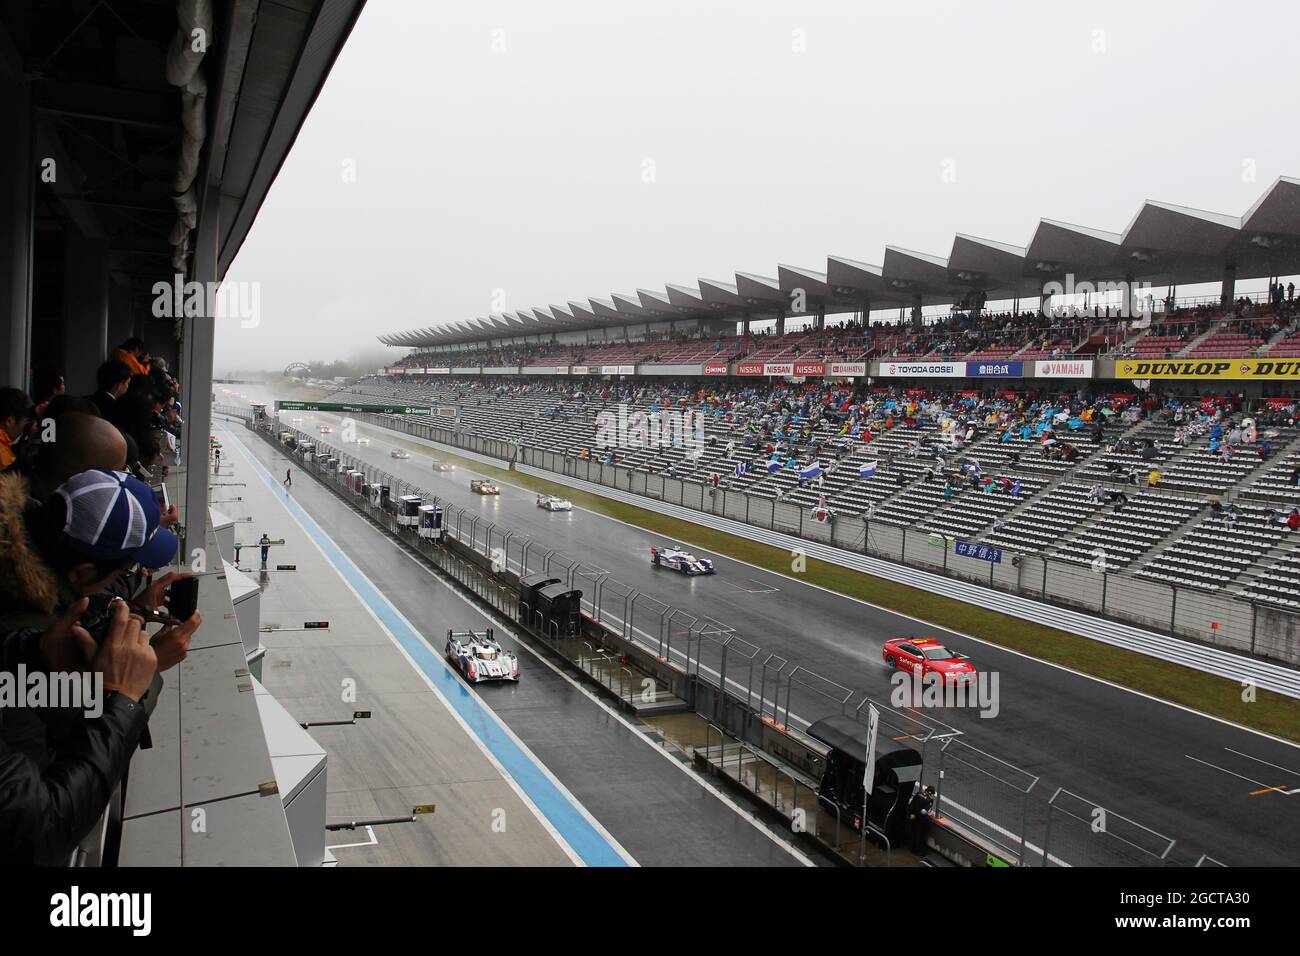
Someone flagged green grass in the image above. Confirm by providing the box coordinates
[375,424,1300,743]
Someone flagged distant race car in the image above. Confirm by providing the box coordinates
[356,436,370,446]
[446,628,519,683]
[536,494,572,511]
[431,461,454,472]
[882,637,976,684]
[470,479,499,495]
[318,424,332,434]
[390,449,410,459]
[651,545,715,575]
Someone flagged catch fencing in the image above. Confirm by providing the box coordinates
[218,405,1232,866]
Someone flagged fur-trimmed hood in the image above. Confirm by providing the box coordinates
[0,472,61,616]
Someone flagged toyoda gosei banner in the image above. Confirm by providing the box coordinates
[1036,359,1095,378]
[829,362,867,377]
[878,361,966,377]
[703,362,730,375]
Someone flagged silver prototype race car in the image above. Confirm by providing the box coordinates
[536,494,573,511]
[390,448,410,459]
[445,628,519,683]
[650,545,716,575]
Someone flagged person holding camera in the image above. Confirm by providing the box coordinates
[0,467,200,864]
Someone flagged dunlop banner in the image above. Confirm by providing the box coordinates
[1113,358,1300,380]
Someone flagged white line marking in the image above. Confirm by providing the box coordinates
[222,424,637,867]
[1184,754,1280,791]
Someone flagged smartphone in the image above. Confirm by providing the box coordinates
[153,483,169,511]
[165,576,200,621]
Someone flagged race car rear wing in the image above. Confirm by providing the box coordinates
[448,627,495,643]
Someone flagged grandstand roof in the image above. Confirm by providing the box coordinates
[377,177,1300,349]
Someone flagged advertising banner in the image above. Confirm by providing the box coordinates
[968,360,1025,378]
[829,362,867,377]
[955,541,1003,563]
[736,361,765,376]
[1113,358,1300,380]
[878,361,966,377]
[1035,359,1095,378]
[703,362,730,376]
[793,361,827,376]
[764,362,795,376]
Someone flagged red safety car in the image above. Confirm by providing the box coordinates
[882,637,976,684]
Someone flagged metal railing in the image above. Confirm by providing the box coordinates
[232,412,1232,866]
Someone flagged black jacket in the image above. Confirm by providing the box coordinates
[0,472,150,865]
[0,628,148,864]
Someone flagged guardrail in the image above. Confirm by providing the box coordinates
[322,407,1300,675]
[513,463,1300,699]
[222,410,1239,866]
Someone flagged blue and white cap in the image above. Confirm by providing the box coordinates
[54,469,178,569]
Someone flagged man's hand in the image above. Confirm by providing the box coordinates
[39,597,97,673]
[159,505,179,529]
[92,601,157,703]
[150,611,201,672]
[136,570,192,611]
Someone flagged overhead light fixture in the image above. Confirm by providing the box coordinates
[1250,234,1279,249]
[1033,261,1060,273]
[1129,250,1153,262]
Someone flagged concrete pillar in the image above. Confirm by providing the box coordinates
[911,294,924,328]
[775,312,786,337]
[742,312,751,335]
[815,307,825,331]
[61,232,110,393]
[108,283,136,350]
[1221,263,1236,308]
[0,71,34,389]
[181,184,221,556]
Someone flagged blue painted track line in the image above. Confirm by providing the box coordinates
[221,425,631,867]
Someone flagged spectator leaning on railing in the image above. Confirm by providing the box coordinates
[0,467,199,865]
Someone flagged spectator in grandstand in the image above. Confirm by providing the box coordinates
[1088,482,1105,504]
[109,337,151,376]
[0,467,197,864]
[30,369,65,417]
[86,360,132,420]
[1147,467,1162,488]
[0,387,35,472]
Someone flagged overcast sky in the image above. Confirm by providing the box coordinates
[215,0,1300,373]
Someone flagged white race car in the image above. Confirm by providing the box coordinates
[431,460,454,472]
[318,424,332,434]
[390,448,410,459]
[470,479,499,495]
[536,494,572,512]
[651,545,716,575]
[446,629,519,683]
[356,436,370,446]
